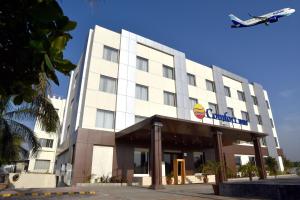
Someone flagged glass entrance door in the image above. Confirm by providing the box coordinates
[163,152,182,176]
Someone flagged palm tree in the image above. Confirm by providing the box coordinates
[0,93,59,166]
[239,162,257,181]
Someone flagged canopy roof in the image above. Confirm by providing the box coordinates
[116,115,267,148]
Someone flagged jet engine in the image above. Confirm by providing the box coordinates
[268,16,278,23]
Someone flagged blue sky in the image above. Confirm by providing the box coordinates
[55,0,300,161]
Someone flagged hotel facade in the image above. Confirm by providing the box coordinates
[28,96,66,173]
[56,25,284,187]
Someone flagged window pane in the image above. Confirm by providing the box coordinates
[261,137,267,146]
[136,56,148,72]
[270,118,274,128]
[163,65,174,79]
[238,91,245,101]
[96,109,114,129]
[241,111,249,121]
[206,80,215,92]
[164,91,176,106]
[187,73,196,86]
[34,160,50,170]
[103,46,119,63]
[224,86,231,97]
[274,137,279,147]
[99,75,116,94]
[135,84,148,101]
[227,107,234,117]
[189,98,198,110]
[266,100,270,109]
[235,156,241,169]
[134,150,149,174]
[209,103,218,114]
[256,115,262,125]
[252,96,258,105]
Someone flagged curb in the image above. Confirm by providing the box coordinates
[0,191,96,198]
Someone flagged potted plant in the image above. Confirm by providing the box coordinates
[239,162,257,181]
[166,172,173,185]
[202,161,221,195]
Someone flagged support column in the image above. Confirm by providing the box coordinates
[149,121,164,190]
[253,136,267,179]
[213,131,226,184]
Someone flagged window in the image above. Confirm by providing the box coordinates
[235,156,241,169]
[136,56,148,72]
[241,111,250,122]
[266,100,270,109]
[206,80,215,92]
[164,91,176,106]
[39,138,54,148]
[227,107,234,117]
[135,115,147,123]
[34,160,50,170]
[256,115,263,125]
[208,103,219,114]
[163,65,174,79]
[249,156,256,165]
[103,46,118,63]
[252,96,258,105]
[270,118,274,128]
[189,98,198,110]
[274,137,279,147]
[99,75,117,94]
[96,109,115,129]
[224,86,231,97]
[237,91,245,101]
[187,73,196,86]
[193,152,205,171]
[135,84,148,101]
[261,137,267,146]
[134,149,149,174]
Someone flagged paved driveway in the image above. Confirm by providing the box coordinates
[2,184,262,200]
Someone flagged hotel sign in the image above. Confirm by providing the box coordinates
[193,104,248,126]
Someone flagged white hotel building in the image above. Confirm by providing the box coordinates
[56,25,284,186]
[28,96,66,173]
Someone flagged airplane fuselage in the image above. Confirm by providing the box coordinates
[230,8,295,28]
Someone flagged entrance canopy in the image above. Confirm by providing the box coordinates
[116,115,267,146]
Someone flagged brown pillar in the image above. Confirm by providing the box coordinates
[213,131,226,184]
[149,121,164,190]
[253,136,267,179]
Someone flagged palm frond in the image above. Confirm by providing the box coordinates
[5,95,59,133]
[5,119,40,154]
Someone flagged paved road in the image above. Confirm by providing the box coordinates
[3,184,262,200]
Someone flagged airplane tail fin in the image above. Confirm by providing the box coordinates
[229,14,246,27]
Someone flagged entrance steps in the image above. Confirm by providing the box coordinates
[133,174,215,186]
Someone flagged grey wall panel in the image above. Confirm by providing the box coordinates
[212,66,257,131]
[212,66,227,118]
[174,52,190,120]
[253,83,279,161]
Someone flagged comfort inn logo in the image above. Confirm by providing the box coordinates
[193,104,248,126]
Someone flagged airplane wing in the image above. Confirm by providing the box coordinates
[248,13,270,25]
[248,13,268,20]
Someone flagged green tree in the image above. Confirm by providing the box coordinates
[0,0,77,103]
[265,156,278,178]
[282,155,293,171]
[202,160,221,183]
[0,95,59,166]
[239,162,257,181]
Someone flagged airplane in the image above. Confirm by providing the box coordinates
[229,8,295,28]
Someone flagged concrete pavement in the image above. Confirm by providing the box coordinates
[0,184,263,200]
